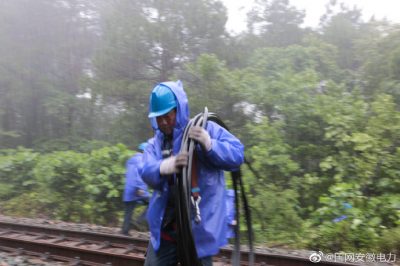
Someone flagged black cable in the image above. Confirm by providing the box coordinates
[207,113,255,266]
[175,113,203,266]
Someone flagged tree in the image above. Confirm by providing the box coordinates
[0,0,98,148]
[360,26,400,101]
[91,0,229,145]
[180,54,248,133]
[95,0,228,83]
[247,0,306,46]
[319,1,364,71]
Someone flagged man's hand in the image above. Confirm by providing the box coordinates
[160,152,188,175]
[175,152,189,168]
[189,126,212,151]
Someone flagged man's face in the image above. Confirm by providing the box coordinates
[156,109,176,135]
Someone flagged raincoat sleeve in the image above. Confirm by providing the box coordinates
[141,140,163,190]
[199,121,244,171]
[131,164,150,199]
[123,155,139,202]
[124,160,138,198]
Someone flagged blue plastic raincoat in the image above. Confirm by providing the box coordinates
[142,80,244,258]
[123,153,150,202]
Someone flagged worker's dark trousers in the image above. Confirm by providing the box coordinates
[121,201,137,235]
[144,238,212,266]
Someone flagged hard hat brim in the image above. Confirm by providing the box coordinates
[148,105,176,118]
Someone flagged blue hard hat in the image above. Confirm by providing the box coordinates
[138,142,148,151]
[148,84,177,118]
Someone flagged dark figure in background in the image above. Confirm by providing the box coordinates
[141,80,244,265]
[225,189,237,240]
[121,142,150,236]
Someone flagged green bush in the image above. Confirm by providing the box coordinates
[250,184,304,246]
[0,148,38,200]
[377,227,400,254]
[0,145,132,226]
[79,144,132,224]
[32,150,89,221]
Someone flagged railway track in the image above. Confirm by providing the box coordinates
[0,221,361,265]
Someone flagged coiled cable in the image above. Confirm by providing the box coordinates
[175,107,254,266]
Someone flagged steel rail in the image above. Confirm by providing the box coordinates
[0,245,109,265]
[0,221,148,248]
[0,224,145,266]
[0,221,360,266]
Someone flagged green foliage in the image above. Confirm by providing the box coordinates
[320,1,364,70]
[33,137,111,153]
[78,144,132,224]
[1,192,49,218]
[234,31,400,251]
[361,27,400,98]
[247,0,306,46]
[32,150,89,221]
[0,145,132,225]
[183,54,248,133]
[307,219,379,252]
[307,182,400,252]
[249,183,304,245]
[0,0,98,148]
[377,227,400,254]
[307,184,374,251]
[246,119,298,187]
[95,0,228,82]
[0,148,38,200]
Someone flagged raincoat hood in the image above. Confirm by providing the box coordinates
[149,80,189,131]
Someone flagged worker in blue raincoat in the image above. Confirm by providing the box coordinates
[142,80,244,265]
[121,142,150,236]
